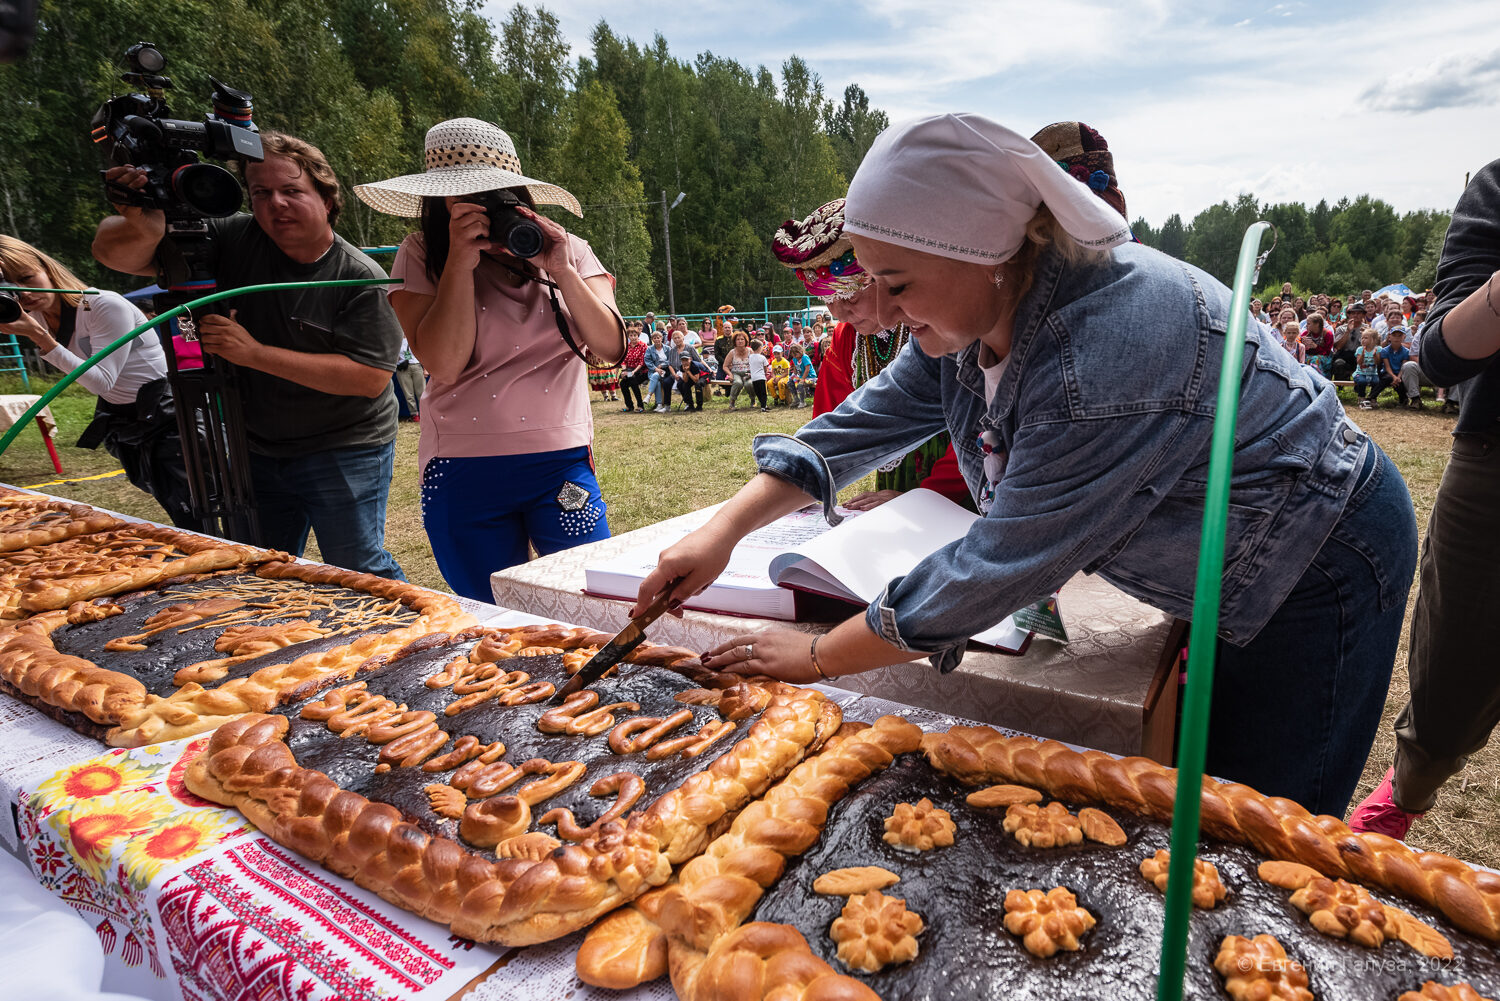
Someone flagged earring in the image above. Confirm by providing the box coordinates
[991,268,1006,287]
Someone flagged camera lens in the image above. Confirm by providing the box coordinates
[172,163,243,217]
[497,215,545,259]
[0,292,21,325]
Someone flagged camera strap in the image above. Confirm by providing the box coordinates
[491,258,625,367]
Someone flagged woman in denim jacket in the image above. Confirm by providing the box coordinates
[634,114,1417,816]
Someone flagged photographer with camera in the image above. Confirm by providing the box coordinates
[0,235,199,528]
[91,132,407,579]
[354,119,625,601]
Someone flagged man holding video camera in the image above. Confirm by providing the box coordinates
[92,132,407,579]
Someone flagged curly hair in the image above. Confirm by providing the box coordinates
[248,131,344,226]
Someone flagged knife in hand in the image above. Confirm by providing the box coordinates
[550,583,682,703]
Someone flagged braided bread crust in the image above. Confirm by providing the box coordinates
[5,524,283,616]
[0,499,122,553]
[577,716,919,994]
[0,560,474,746]
[186,637,839,946]
[671,922,879,1001]
[0,612,146,723]
[922,726,1500,942]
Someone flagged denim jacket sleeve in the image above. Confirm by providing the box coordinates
[870,395,1215,671]
[751,340,951,524]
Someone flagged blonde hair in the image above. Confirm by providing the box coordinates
[1007,207,1110,303]
[0,235,88,309]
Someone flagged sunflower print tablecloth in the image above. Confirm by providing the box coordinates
[15,732,502,1001]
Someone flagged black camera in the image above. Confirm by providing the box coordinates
[466,189,545,259]
[91,43,263,218]
[0,285,20,324]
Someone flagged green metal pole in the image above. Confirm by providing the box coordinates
[1155,221,1272,1001]
[0,278,396,458]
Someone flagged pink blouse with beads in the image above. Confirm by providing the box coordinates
[391,232,614,475]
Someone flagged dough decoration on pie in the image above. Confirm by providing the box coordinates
[1400,984,1497,1001]
[1003,886,1096,958]
[1077,806,1127,845]
[813,866,901,897]
[1258,860,1453,959]
[494,831,563,860]
[424,783,466,819]
[882,797,956,851]
[1003,801,1083,848]
[1139,849,1227,909]
[965,783,1043,808]
[829,890,924,972]
[1214,934,1312,1001]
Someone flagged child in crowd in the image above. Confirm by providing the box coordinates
[1354,328,1382,409]
[1302,314,1331,375]
[769,345,791,403]
[1282,321,1305,364]
[787,342,816,408]
[1379,327,1416,408]
[747,337,770,412]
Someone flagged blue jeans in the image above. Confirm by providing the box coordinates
[246,441,406,580]
[420,448,611,602]
[1207,443,1417,816]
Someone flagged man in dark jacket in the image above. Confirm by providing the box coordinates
[1350,157,1500,837]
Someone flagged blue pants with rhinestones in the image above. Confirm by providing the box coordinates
[419,447,611,601]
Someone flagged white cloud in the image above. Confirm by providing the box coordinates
[517,0,1500,221]
[1361,49,1500,112]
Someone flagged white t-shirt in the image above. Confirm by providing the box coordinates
[38,290,168,406]
[748,353,770,380]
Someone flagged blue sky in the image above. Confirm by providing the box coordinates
[489,0,1500,225]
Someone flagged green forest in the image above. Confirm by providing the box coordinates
[1,0,1454,315]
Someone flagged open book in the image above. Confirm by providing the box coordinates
[584,489,1053,652]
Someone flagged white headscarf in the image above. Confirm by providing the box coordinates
[843,113,1133,265]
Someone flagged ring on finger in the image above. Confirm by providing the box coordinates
[746,643,755,661]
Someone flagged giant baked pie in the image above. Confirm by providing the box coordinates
[578,724,1500,1001]
[186,624,841,945]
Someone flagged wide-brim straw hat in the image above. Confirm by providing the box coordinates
[354,118,581,219]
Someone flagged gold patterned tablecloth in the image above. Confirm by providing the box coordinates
[491,505,1183,760]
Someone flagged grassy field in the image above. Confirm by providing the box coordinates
[1,374,1493,867]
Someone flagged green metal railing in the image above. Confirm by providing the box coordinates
[0,278,397,458]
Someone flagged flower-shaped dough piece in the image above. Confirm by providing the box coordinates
[1290,875,1392,949]
[1258,860,1453,960]
[1400,984,1496,1001]
[1139,849,1227,909]
[1213,935,1312,1001]
[1003,801,1083,848]
[882,798,956,852]
[1002,887,1095,958]
[829,891,924,973]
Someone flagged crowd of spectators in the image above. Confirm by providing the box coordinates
[603,310,831,413]
[1249,282,1458,413]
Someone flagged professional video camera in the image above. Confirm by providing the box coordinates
[91,42,263,218]
[89,43,265,545]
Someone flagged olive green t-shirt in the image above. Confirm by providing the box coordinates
[201,214,401,457]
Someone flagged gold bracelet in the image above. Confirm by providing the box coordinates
[809,634,830,680]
